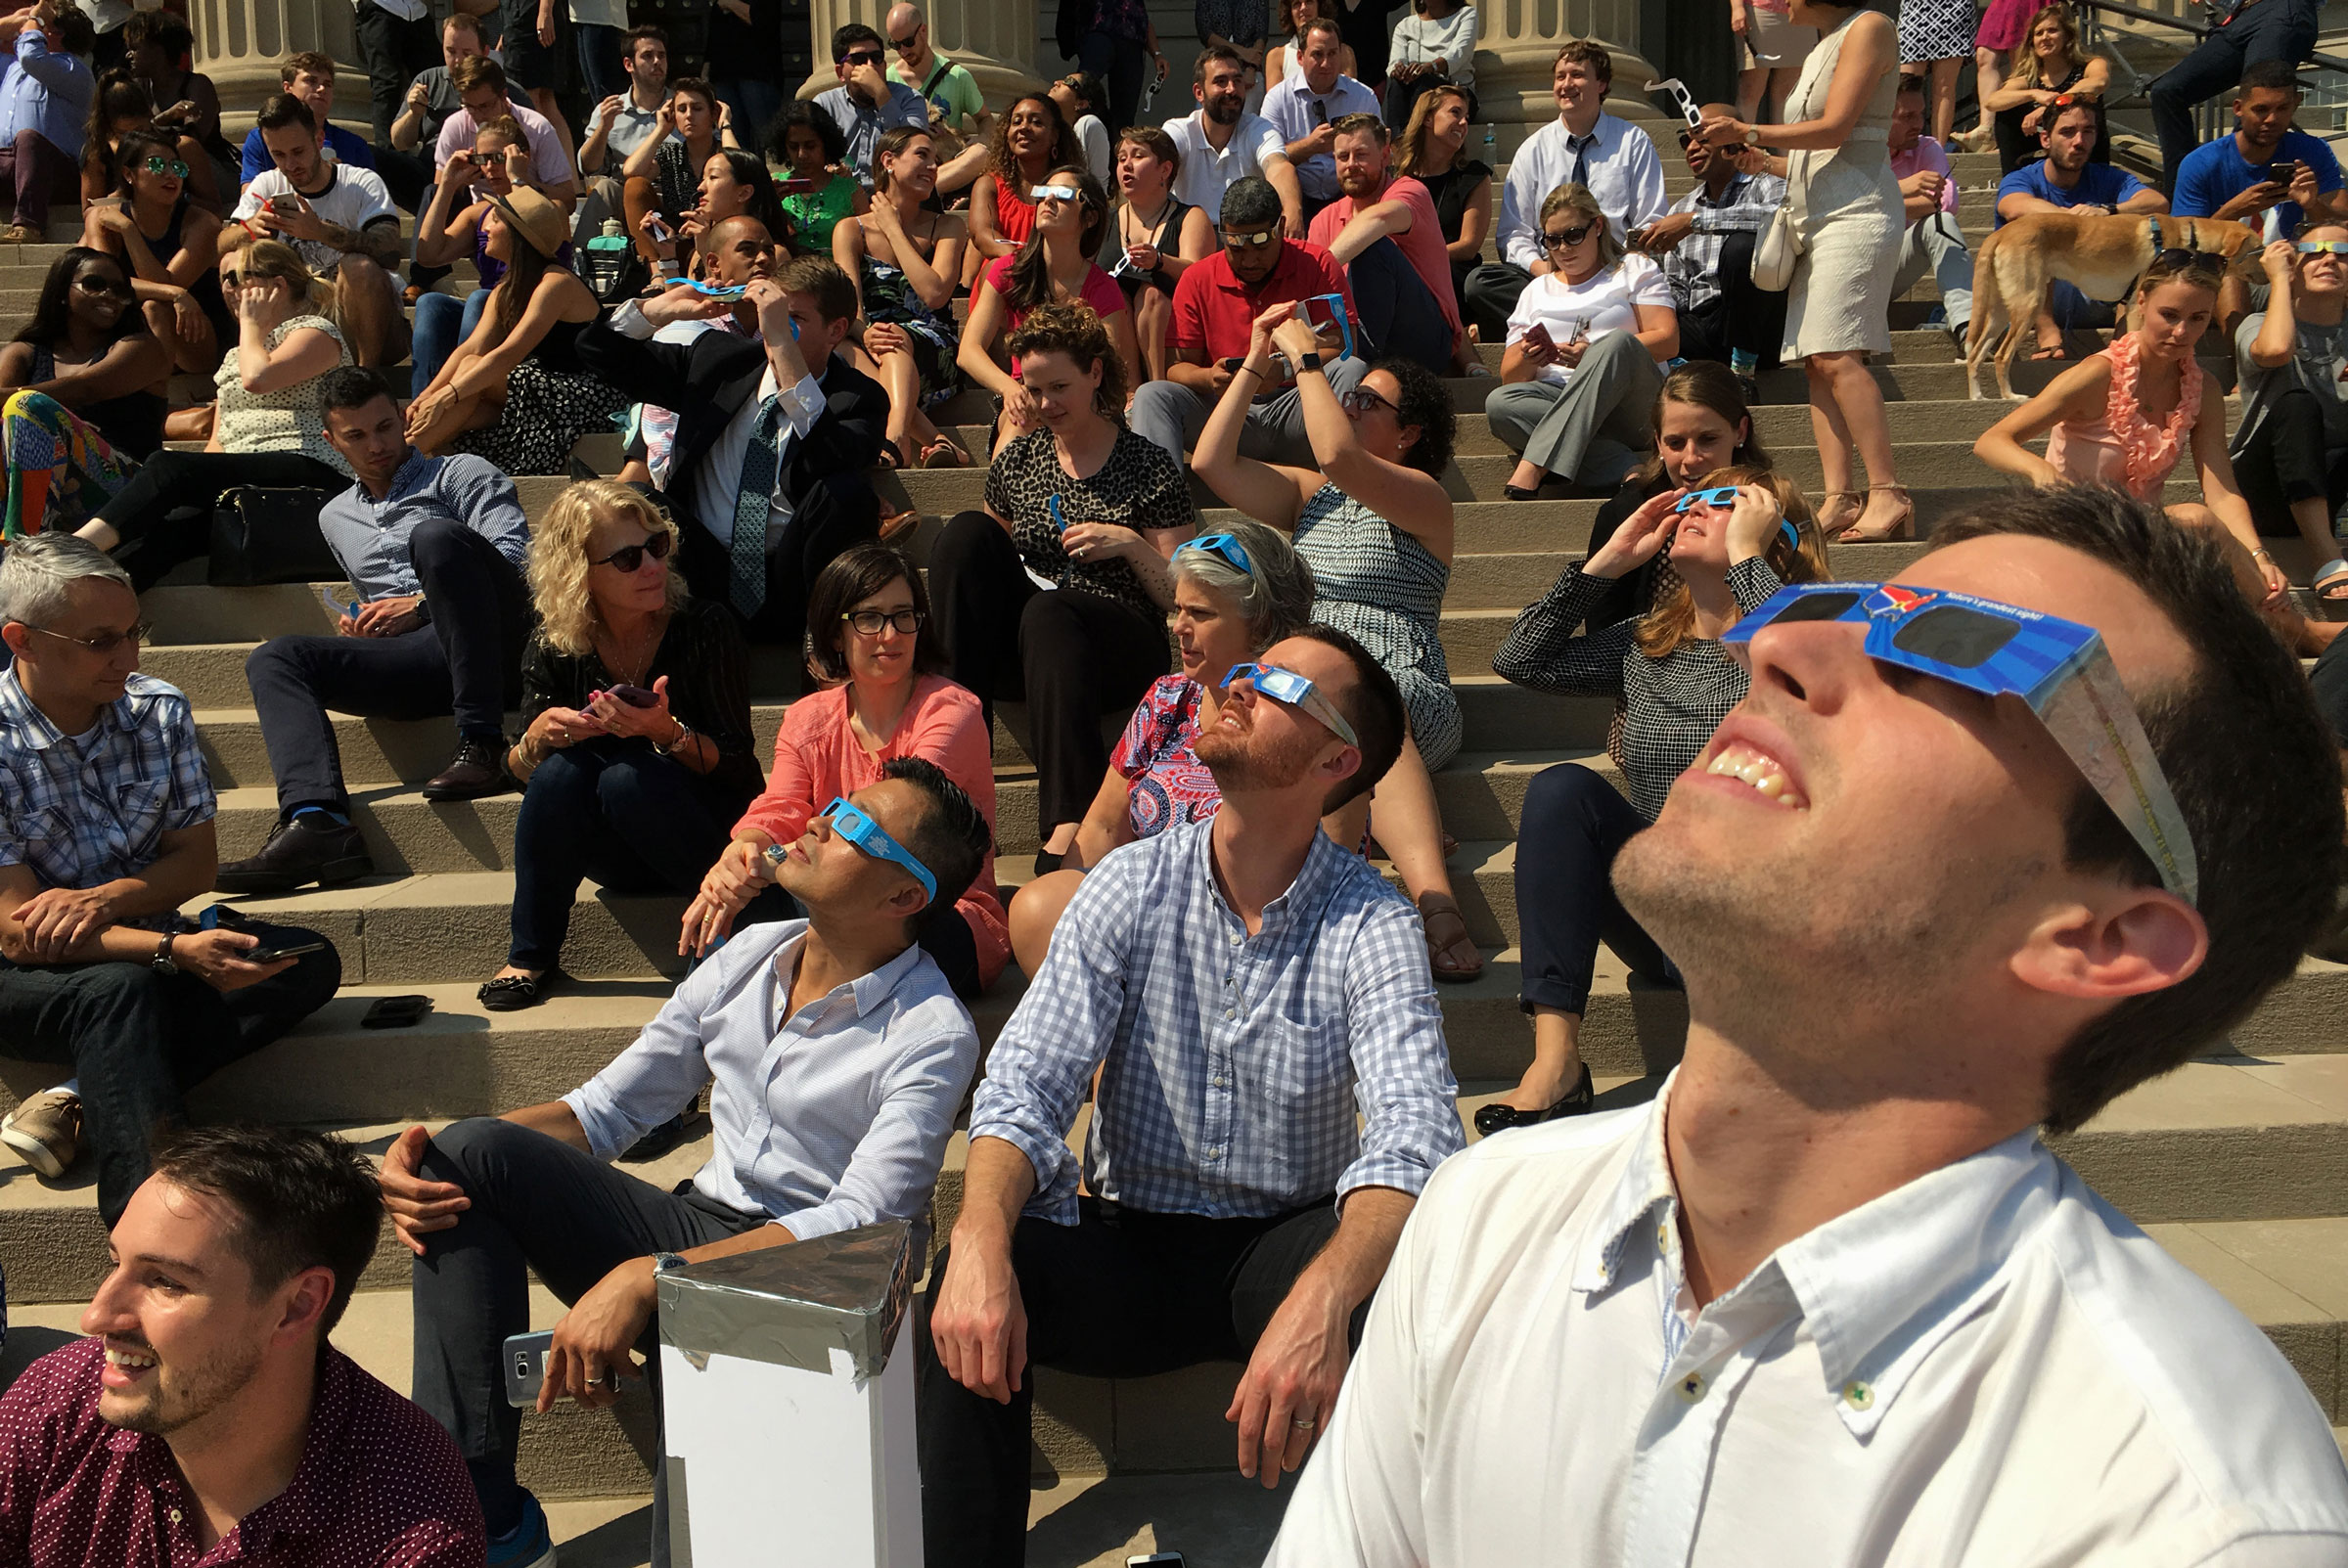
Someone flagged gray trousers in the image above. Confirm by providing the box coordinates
[1894,212,1972,332]
[1483,331,1664,489]
[1130,355,1369,472]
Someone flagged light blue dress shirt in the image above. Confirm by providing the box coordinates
[315,452,532,603]
[0,30,89,157]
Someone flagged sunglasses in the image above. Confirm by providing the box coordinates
[140,155,190,177]
[71,274,129,297]
[889,31,921,49]
[1720,582,2198,904]
[1222,228,1280,249]
[1223,661,1359,747]
[1029,184,1083,203]
[589,529,674,573]
[1177,531,1253,575]
[2150,246,2226,278]
[23,619,150,653]
[842,606,925,635]
[842,49,884,67]
[819,795,936,902]
[2297,240,2348,255]
[1543,222,1595,248]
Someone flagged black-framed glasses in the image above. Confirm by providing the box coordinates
[2149,246,2226,280]
[590,530,674,573]
[842,607,925,635]
[23,620,150,653]
[140,155,190,177]
[888,30,922,50]
[1543,222,1595,248]
[1340,385,1398,418]
[841,48,884,67]
[1222,228,1280,250]
[71,274,129,297]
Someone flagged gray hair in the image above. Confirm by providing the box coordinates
[1220,175,1283,232]
[0,533,134,630]
[1172,518,1316,650]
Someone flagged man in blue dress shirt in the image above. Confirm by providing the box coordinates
[917,625,1467,1568]
[381,760,992,1568]
[0,0,94,244]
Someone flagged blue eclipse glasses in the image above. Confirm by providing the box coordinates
[1672,486,1802,554]
[1720,582,2197,904]
[1176,532,1253,575]
[1223,662,1359,748]
[820,795,937,903]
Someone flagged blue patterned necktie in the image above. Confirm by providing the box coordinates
[729,393,786,617]
[1567,131,1594,191]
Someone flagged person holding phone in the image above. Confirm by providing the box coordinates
[764,104,864,255]
[2172,60,2346,329]
[1262,18,1378,225]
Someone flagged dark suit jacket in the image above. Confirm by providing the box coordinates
[576,316,889,532]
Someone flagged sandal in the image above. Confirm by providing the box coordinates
[1816,490,1862,538]
[919,435,971,469]
[477,968,568,1011]
[2029,344,2070,362]
[1418,894,1485,984]
[876,443,905,470]
[2313,558,2348,601]
[1835,482,1915,543]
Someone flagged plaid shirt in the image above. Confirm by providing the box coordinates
[970,820,1465,1224]
[0,670,213,908]
[1661,169,1787,313]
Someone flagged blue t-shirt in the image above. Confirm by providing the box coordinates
[2172,128,2343,237]
[1994,159,2149,228]
[239,120,376,186]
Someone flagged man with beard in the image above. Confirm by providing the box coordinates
[0,1125,483,1563]
[1166,45,1305,238]
[916,625,1466,1567]
[1307,112,1471,376]
[1265,486,2348,1562]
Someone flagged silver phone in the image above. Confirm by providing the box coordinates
[502,1329,633,1406]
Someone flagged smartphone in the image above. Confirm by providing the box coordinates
[1311,98,1328,126]
[504,1329,632,1405]
[775,176,816,196]
[1127,1556,1187,1566]
[608,684,659,707]
[2269,161,2302,186]
[198,904,250,932]
[361,994,433,1029]
[1218,356,1245,372]
[1521,321,1557,357]
[244,940,330,963]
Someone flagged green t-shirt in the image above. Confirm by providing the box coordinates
[892,56,985,134]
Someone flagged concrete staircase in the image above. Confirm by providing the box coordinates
[4,104,2347,1564]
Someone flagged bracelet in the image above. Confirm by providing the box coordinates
[1235,362,1264,381]
[661,718,695,757]
[2252,548,2276,560]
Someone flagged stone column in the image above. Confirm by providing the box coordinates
[796,0,1043,105]
[1472,0,1658,153]
[191,0,363,117]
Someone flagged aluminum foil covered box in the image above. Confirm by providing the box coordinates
[657,1219,923,1566]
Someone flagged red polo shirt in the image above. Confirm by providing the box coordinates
[1308,175,1464,337]
[0,1336,484,1566]
[1168,241,1358,363]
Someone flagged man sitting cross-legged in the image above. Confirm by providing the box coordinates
[0,535,339,1222]
[0,1125,484,1564]
[1306,112,1472,377]
[916,625,1467,1568]
[215,367,532,897]
[382,760,991,1568]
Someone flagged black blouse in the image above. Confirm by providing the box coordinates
[983,424,1195,624]
[518,596,765,814]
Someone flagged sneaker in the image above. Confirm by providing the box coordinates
[486,1493,557,1567]
[215,812,373,895]
[422,739,512,802]
[2,1088,82,1179]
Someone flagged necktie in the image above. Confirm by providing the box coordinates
[729,393,786,618]
[1567,132,1595,192]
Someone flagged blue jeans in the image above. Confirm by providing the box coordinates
[712,77,785,147]
[2149,0,2321,192]
[412,287,491,398]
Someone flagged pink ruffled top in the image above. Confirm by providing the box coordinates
[2044,332,2202,503]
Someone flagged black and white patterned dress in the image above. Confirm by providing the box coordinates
[450,314,629,476]
[1898,0,1976,63]
[1291,482,1462,771]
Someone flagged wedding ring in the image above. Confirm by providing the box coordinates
[584,1374,609,1387]
[1290,1415,1317,1431]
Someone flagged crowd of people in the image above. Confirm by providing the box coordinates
[2,0,2348,1564]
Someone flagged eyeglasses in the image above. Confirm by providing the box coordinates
[1176,532,1253,575]
[1030,184,1082,203]
[888,31,921,50]
[1221,228,1280,249]
[140,155,190,177]
[2297,240,2348,254]
[1543,222,1595,248]
[1340,385,1398,418]
[21,619,151,654]
[819,794,936,902]
[1223,661,1359,748]
[1719,581,2198,905]
[71,274,129,297]
[842,49,884,67]
[842,606,926,635]
[589,529,674,573]
[2149,246,2226,279]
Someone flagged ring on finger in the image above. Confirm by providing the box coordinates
[1290,1415,1317,1431]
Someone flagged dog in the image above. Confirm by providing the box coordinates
[1963,212,2261,400]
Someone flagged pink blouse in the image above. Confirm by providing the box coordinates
[734,673,1010,989]
[2044,334,2202,504]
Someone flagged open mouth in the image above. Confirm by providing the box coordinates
[1702,739,1808,809]
[102,1343,158,1386]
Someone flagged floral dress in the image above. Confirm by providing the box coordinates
[858,249,960,407]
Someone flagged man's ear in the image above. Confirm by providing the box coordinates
[2009,891,2207,1004]
[884,877,928,923]
[0,621,29,658]
[272,1264,337,1350]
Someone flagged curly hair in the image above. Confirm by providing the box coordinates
[526,481,688,656]
[1008,300,1127,418]
[1376,357,1456,476]
[989,94,1079,184]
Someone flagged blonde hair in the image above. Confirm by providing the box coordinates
[526,480,688,656]
[2013,4,2087,90]
[1539,183,1622,277]
[1635,468,1829,659]
[217,234,333,317]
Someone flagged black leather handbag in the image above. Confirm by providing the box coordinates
[206,486,343,587]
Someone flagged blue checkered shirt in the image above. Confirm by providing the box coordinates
[0,670,213,915]
[971,821,1465,1224]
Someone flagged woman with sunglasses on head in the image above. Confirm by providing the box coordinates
[482,481,762,1010]
[1979,4,2107,175]
[1103,127,1215,384]
[1394,83,1489,319]
[1007,518,1315,973]
[77,69,221,214]
[680,543,1011,1000]
[1485,183,1678,503]
[968,94,1081,274]
[960,165,1141,454]
[409,116,546,397]
[1973,247,2327,649]
[1195,304,1490,980]
[1049,72,1113,183]
[837,125,971,471]
[766,104,865,257]
[79,126,227,380]
[1489,471,1826,1127]
[0,247,170,537]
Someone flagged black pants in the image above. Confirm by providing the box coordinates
[0,926,340,1223]
[2312,633,2348,748]
[1076,30,1149,139]
[1514,762,1677,1015]
[2150,0,2320,193]
[2235,387,2348,535]
[930,511,1168,832]
[410,1116,766,1561]
[246,517,531,814]
[1462,260,1531,345]
[914,1196,1353,1568]
[354,2,440,146]
[1674,231,1787,373]
[1347,235,1454,375]
[95,450,350,592]
[673,470,880,649]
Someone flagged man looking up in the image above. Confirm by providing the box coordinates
[1308,112,1470,376]
[384,765,989,1568]
[1995,96,2164,358]
[1267,486,2348,1561]
[1166,45,1304,237]
[1262,18,1378,225]
[236,53,374,188]
[1633,101,1786,388]
[816,22,928,193]
[1466,39,1666,341]
[0,1126,484,1563]
[919,627,1466,1568]
[0,0,94,245]
[227,95,409,371]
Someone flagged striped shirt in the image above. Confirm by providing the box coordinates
[1659,170,1787,314]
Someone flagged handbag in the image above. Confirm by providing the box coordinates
[1750,181,1803,292]
[206,485,344,587]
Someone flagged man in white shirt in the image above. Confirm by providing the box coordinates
[228,94,410,370]
[1464,39,1666,340]
[1165,45,1304,238]
[431,53,577,213]
[1261,18,1379,224]
[1268,484,2348,1565]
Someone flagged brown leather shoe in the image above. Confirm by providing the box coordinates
[421,739,512,801]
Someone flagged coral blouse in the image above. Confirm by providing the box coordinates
[733,673,1010,988]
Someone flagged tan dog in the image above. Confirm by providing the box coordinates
[1963,213,2260,399]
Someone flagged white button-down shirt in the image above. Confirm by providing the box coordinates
[1269,1075,2348,1567]
[1261,70,1381,201]
[1498,111,1668,265]
[1165,108,1288,218]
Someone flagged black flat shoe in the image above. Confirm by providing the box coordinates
[1503,483,1543,502]
[1472,1062,1596,1137]
[477,969,567,1011]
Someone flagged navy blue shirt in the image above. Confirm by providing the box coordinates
[239,119,376,185]
[1994,158,2149,228]
[2172,127,2342,237]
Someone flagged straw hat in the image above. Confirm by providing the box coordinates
[488,186,567,259]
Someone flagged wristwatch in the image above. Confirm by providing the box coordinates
[151,929,178,976]
[1295,350,1325,374]
[652,1251,690,1275]
[761,840,790,880]
[1742,127,1761,147]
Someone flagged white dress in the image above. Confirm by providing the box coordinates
[1781,10,1903,359]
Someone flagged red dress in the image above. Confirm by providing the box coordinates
[1977,0,2038,51]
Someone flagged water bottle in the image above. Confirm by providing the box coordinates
[583,217,636,305]
[1484,120,1498,167]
